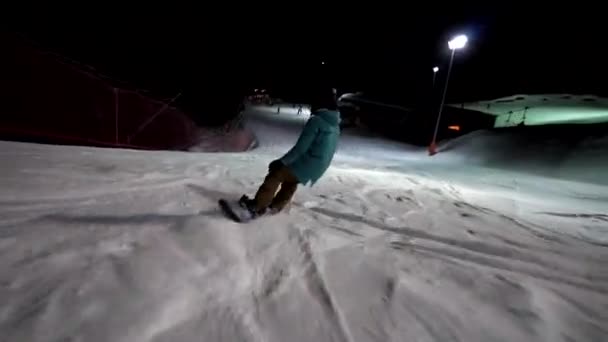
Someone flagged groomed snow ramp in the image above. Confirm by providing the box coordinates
[0,34,198,150]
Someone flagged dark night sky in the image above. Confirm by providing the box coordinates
[7,3,607,107]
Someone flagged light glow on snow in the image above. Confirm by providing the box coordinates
[452,94,608,127]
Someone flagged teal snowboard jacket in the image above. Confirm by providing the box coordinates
[280,109,341,185]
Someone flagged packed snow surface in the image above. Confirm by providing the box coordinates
[0,105,607,342]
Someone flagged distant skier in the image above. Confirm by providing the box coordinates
[297,104,303,116]
[241,86,340,217]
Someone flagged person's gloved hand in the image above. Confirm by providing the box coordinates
[269,159,283,172]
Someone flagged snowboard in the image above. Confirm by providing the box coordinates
[218,198,254,223]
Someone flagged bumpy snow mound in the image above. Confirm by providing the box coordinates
[437,129,608,185]
[188,127,257,153]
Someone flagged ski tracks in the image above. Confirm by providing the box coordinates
[290,228,355,342]
[243,225,354,342]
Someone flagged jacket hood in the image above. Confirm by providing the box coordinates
[314,109,341,127]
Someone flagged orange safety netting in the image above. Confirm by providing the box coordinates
[1,35,198,150]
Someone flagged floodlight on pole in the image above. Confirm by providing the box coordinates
[433,66,439,73]
[448,35,468,50]
[429,34,468,156]
[432,66,439,88]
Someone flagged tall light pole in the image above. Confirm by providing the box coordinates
[432,66,439,88]
[429,34,468,156]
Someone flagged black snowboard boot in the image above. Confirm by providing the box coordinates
[239,195,266,217]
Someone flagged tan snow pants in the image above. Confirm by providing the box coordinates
[254,165,299,212]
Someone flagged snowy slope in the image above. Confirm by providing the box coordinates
[436,129,608,186]
[0,106,607,342]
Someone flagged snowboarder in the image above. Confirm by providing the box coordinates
[242,87,340,217]
[297,104,303,115]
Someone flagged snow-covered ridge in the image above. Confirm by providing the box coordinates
[437,130,608,185]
